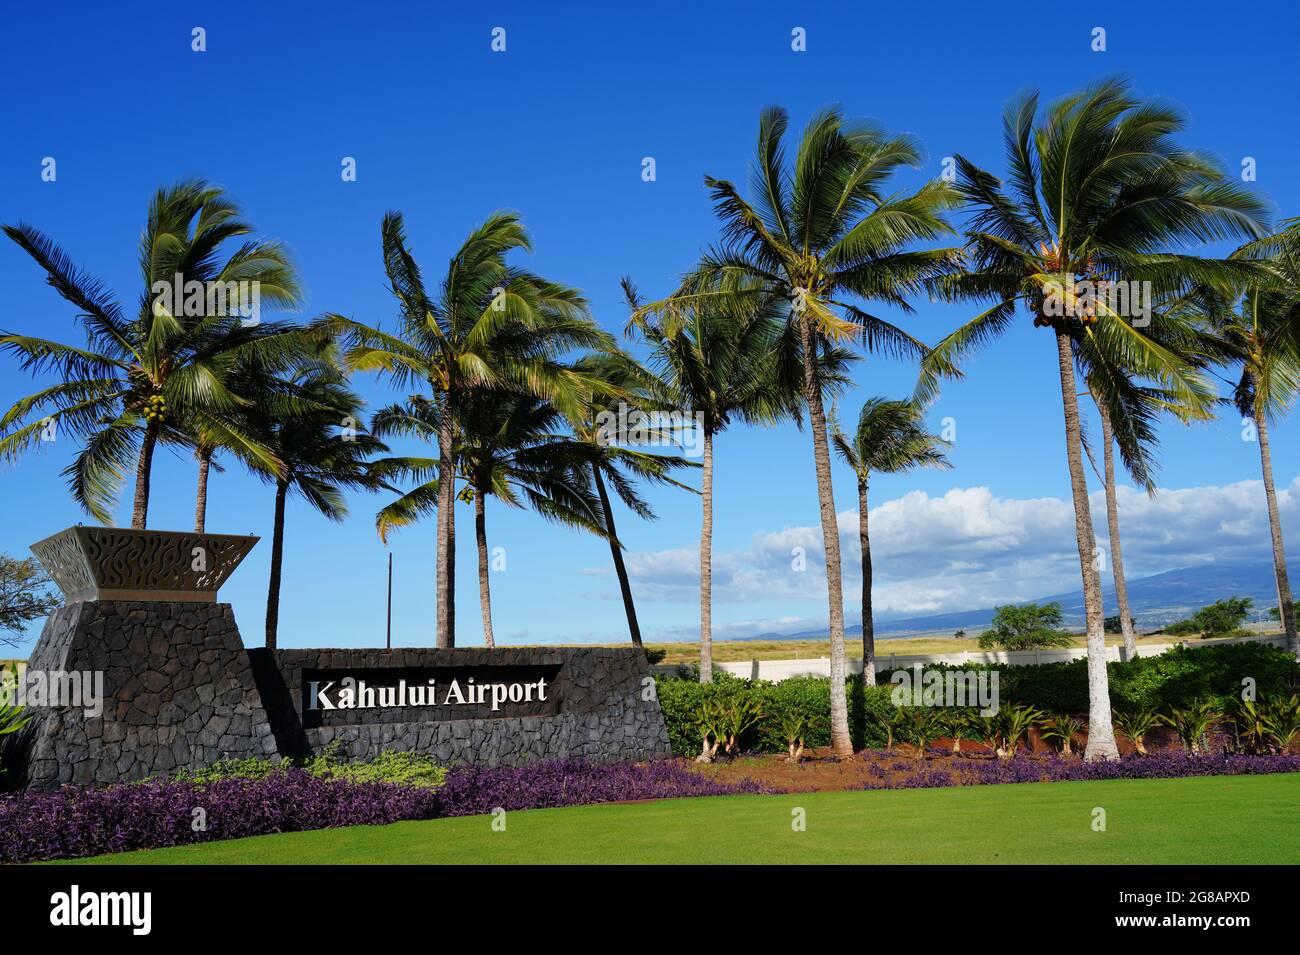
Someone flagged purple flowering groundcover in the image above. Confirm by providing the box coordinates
[858,752,1300,790]
[0,759,769,864]
[2,753,1297,864]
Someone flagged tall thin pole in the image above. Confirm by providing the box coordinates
[386,551,393,650]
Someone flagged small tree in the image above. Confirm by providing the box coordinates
[1162,700,1220,754]
[995,704,1045,759]
[902,709,944,760]
[694,698,726,763]
[775,712,820,762]
[1262,695,1300,753]
[718,696,765,757]
[1104,615,1137,635]
[1113,707,1162,756]
[939,709,976,754]
[1165,597,1253,638]
[1041,713,1086,756]
[977,602,1074,651]
[0,555,60,648]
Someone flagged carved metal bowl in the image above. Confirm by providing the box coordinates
[31,526,258,603]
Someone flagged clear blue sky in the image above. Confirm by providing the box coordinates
[3,1,1298,652]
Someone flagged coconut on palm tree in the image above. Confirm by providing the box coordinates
[567,349,700,648]
[832,397,951,685]
[0,180,304,527]
[321,211,611,647]
[632,107,959,751]
[918,78,1269,759]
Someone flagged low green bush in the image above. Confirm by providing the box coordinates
[171,757,282,784]
[172,744,447,790]
[305,746,447,789]
[880,641,1298,713]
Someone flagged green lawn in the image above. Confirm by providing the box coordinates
[60,773,1300,864]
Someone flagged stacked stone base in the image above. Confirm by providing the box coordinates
[7,601,277,790]
[306,712,665,766]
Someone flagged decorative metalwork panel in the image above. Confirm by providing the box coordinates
[28,528,95,599]
[31,527,258,602]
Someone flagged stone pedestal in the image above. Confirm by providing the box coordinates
[10,600,277,790]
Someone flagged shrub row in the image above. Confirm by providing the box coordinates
[657,642,1300,757]
[656,674,900,756]
[904,641,1300,713]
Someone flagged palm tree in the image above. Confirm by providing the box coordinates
[1081,306,1221,662]
[627,279,811,682]
[0,181,303,527]
[568,350,700,648]
[322,211,611,647]
[832,397,951,685]
[918,79,1269,759]
[192,352,324,532]
[256,360,386,648]
[368,390,607,647]
[1092,392,1139,659]
[1217,220,1300,658]
[632,107,959,753]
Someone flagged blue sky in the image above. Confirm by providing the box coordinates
[2,1,1298,651]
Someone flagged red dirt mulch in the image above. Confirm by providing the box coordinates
[682,727,1189,794]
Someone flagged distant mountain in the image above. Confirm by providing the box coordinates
[730,558,1293,642]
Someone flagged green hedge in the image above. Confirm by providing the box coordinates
[656,642,1300,756]
[880,642,1298,713]
[655,672,896,757]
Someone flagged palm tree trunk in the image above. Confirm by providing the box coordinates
[1054,330,1119,761]
[1098,404,1137,660]
[699,426,714,684]
[435,391,456,649]
[474,489,495,648]
[1254,401,1298,658]
[798,312,852,757]
[194,449,212,533]
[265,479,289,649]
[593,467,643,647]
[131,422,159,530]
[858,474,876,687]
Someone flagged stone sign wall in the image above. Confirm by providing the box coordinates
[248,646,670,767]
[6,526,670,790]
[6,601,670,790]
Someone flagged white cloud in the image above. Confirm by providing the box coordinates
[606,476,1300,638]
